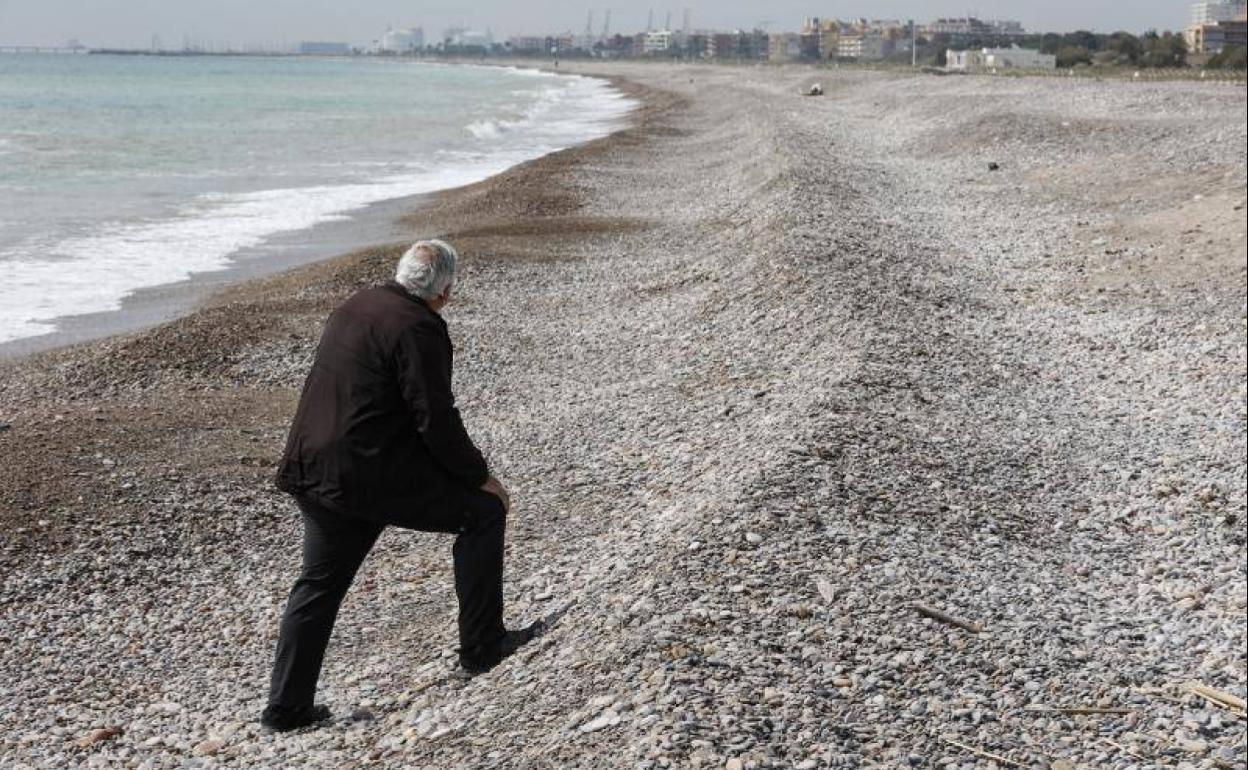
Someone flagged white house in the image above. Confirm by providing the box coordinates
[643,29,673,54]
[380,27,424,53]
[947,45,1056,71]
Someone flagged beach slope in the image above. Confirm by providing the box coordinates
[0,64,1244,768]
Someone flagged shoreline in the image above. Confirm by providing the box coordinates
[0,190,424,360]
[0,71,671,551]
[0,60,637,362]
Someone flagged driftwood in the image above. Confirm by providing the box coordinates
[1185,682,1247,717]
[914,604,984,633]
[815,577,837,604]
[1174,582,1217,602]
[941,737,1022,767]
[1099,737,1150,761]
[1026,705,1134,715]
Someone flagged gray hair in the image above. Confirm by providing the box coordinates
[395,239,458,301]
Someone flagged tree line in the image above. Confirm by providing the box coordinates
[914,30,1245,70]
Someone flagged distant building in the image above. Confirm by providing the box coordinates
[836,32,893,60]
[506,36,546,53]
[1186,1,1247,51]
[379,27,423,53]
[593,34,634,58]
[670,30,712,58]
[1190,0,1246,25]
[631,32,647,57]
[768,32,803,61]
[1190,17,1248,51]
[643,29,673,54]
[800,17,840,60]
[707,29,769,60]
[924,17,1025,40]
[443,27,493,50]
[547,33,576,54]
[299,41,351,55]
[946,45,1056,70]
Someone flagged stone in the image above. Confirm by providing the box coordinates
[192,738,226,756]
[74,726,123,748]
[580,710,619,733]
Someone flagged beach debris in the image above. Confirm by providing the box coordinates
[192,737,226,756]
[815,577,837,604]
[1184,682,1247,717]
[74,726,123,748]
[0,420,11,433]
[941,736,1022,767]
[348,707,376,722]
[1098,737,1151,761]
[805,83,824,96]
[1025,705,1135,716]
[988,161,1001,171]
[579,709,620,733]
[914,603,984,633]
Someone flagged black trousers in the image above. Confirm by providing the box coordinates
[267,489,507,709]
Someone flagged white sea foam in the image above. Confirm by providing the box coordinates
[465,120,505,139]
[0,69,635,345]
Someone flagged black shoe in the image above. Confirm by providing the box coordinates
[458,622,544,676]
[260,703,332,732]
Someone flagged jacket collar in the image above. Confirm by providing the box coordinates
[384,281,446,325]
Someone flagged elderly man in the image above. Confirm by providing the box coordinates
[261,239,537,732]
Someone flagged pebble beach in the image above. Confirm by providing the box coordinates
[0,63,1245,769]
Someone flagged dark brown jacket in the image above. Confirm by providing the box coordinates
[275,282,488,519]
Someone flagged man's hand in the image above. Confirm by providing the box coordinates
[480,475,510,513]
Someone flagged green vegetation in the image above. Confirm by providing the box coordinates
[919,29,1247,70]
[1208,45,1247,69]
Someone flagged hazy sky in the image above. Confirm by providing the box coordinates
[0,0,1187,48]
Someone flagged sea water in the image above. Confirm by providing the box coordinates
[0,55,633,345]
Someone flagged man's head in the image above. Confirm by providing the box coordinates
[395,239,459,311]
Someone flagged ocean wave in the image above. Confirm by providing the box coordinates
[463,81,591,144]
[0,72,635,345]
[466,119,506,139]
[0,156,522,343]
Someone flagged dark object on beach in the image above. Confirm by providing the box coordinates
[914,603,985,633]
[0,421,11,433]
[988,162,1001,171]
[805,83,824,96]
[74,726,124,747]
[260,703,332,732]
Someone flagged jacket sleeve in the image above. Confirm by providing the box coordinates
[393,326,489,487]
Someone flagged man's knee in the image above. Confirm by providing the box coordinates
[468,493,506,533]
